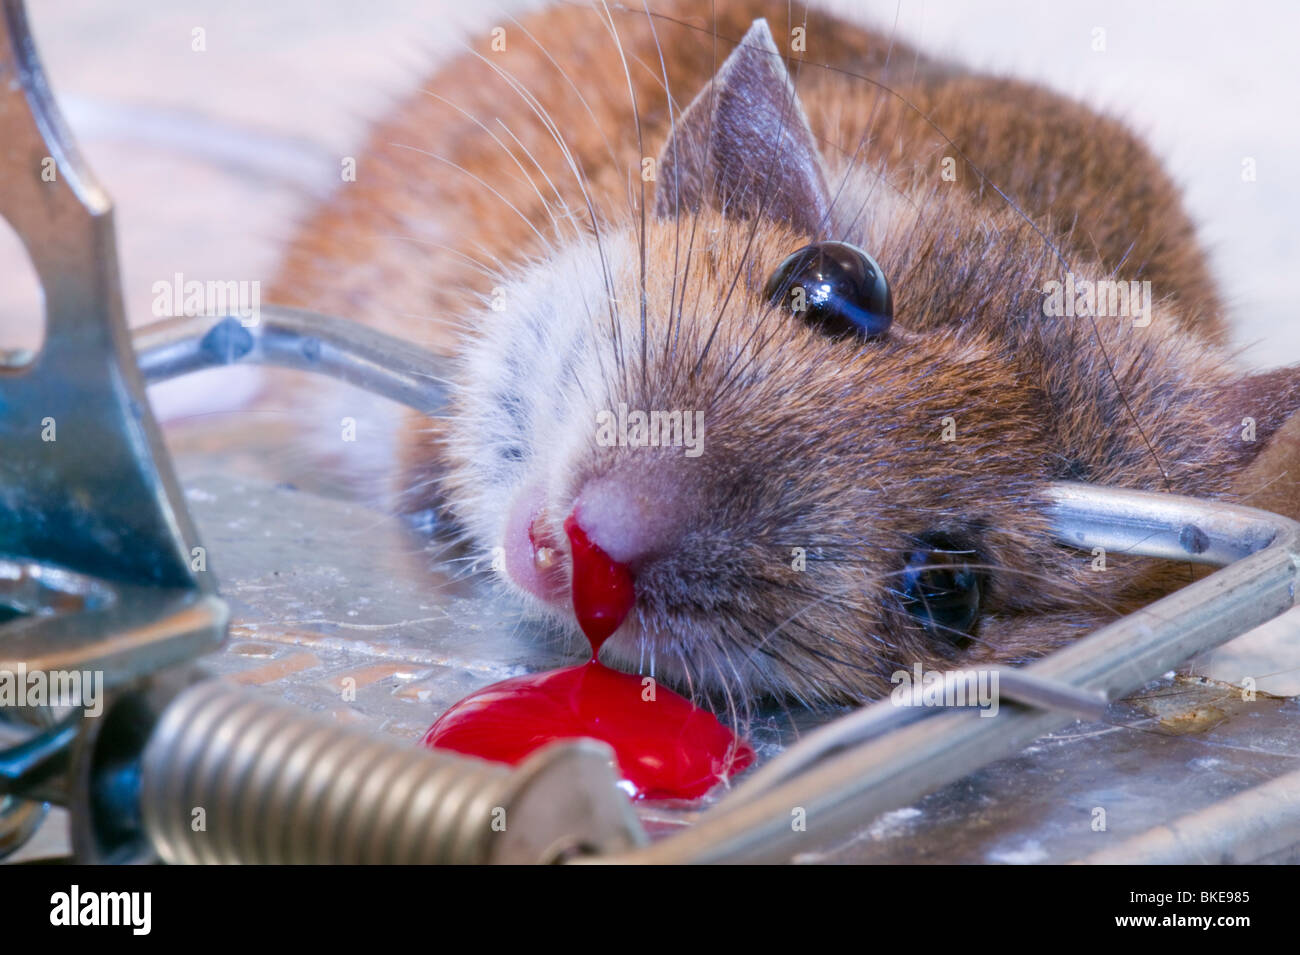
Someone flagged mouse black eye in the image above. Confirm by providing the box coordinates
[764,240,893,339]
[899,534,982,646]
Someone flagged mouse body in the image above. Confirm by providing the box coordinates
[271,1,1300,705]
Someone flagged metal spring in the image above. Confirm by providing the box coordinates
[139,680,513,864]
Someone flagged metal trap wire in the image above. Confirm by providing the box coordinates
[2,0,1299,864]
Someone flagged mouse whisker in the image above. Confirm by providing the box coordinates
[464,44,628,378]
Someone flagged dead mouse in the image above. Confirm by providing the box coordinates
[269,1,1300,707]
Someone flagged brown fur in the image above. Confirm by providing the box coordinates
[269,2,1299,705]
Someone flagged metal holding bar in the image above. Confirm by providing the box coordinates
[134,310,451,414]
[723,665,1109,808]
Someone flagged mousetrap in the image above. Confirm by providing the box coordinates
[3,0,1300,865]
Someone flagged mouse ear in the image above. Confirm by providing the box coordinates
[653,18,831,235]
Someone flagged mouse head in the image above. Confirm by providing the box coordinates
[441,19,1300,707]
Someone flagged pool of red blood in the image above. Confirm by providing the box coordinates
[422,513,754,800]
[422,660,753,799]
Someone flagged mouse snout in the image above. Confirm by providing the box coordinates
[502,469,695,646]
[561,473,687,648]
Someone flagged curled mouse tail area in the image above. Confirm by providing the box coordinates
[1221,365,1300,519]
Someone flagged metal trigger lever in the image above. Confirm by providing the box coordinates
[0,0,227,859]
